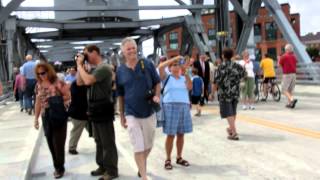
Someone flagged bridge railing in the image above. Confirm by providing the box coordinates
[275,63,320,85]
[0,81,13,102]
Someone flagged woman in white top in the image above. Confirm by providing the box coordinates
[238,50,255,110]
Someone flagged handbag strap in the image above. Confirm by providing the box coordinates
[161,75,171,95]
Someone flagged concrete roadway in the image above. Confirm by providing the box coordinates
[0,85,319,180]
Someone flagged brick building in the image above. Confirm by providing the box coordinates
[164,3,300,61]
[301,32,320,49]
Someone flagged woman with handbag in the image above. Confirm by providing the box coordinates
[34,63,70,179]
[158,55,193,170]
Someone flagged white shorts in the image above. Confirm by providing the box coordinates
[126,114,157,153]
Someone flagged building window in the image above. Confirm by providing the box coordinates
[265,22,277,41]
[207,29,216,46]
[254,24,262,43]
[163,34,166,41]
[209,18,215,26]
[281,46,285,54]
[255,48,262,61]
[291,18,296,25]
[267,48,277,60]
[208,29,216,40]
[169,32,178,50]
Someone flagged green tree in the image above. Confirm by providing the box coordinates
[306,47,319,62]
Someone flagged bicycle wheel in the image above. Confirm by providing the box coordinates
[272,84,281,102]
[259,82,267,101]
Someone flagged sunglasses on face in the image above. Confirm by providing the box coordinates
[37,71,47,76]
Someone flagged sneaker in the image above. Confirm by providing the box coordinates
[20,108,24,112]
[68,149,78,155]
[91,167,105,176]
[98,173,119,180]
[242,105,247,110]
[53,170,64,179]
[249,106,255,110]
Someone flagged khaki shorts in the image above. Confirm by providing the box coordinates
[282,74,296,93]
[126,114,156,153]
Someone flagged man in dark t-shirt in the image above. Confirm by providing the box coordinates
[76,45,118,180]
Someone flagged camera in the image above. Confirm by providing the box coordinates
[179,58,185,65]
[75,53,88,62]
[145,90,161,112]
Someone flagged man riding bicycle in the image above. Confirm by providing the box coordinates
[260,53,276,101]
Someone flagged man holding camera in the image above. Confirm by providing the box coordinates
[116,37,160,180]
[76,45,118,180]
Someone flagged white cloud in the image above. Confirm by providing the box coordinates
[268,0,319,35]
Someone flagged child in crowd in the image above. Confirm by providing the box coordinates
[191,68,204,116]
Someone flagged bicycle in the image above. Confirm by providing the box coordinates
[259,78,281,102]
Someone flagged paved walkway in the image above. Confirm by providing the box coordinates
[1,85,320,180]
[0,98,39,180]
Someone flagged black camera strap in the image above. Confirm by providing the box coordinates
[139,59,153,90]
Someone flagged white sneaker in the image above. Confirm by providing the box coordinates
[249,106,255,110]
[242,105,247,110]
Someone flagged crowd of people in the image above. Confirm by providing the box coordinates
[9,36,299,180]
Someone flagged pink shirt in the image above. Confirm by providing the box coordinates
[15,74,26,91]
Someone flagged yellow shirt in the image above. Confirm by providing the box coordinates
[260,58,276,78]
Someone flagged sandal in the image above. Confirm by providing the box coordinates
[226,128,232,136]
[164,159,173,170]
[227,133,239,141]
[176,157,190,167]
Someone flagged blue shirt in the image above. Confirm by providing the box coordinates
[21,61,36,79]
[64,74,76,83]
[162,75,190,104]
[116,59,160,118]
[191,75,203,96]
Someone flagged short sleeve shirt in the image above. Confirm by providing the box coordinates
[88,64,113,103]
[21,61,36,79]
[279,52,297,74]
[260,58,276,78]
[191,75,203,97]
[214,60,246,102]
[116,59,160,118]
